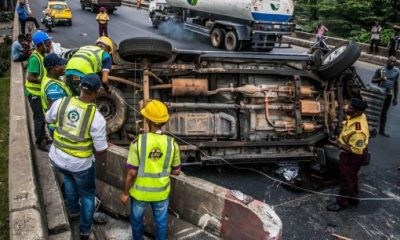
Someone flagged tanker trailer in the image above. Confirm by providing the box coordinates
[149,0,296,51]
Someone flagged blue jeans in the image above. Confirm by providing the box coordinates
[130,197,169,240]
[53,162,96,235]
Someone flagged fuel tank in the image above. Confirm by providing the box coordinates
[166,0,294,22]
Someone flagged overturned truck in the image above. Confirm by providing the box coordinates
[95,38,383,168]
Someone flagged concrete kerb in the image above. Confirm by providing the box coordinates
[8,4,47,240]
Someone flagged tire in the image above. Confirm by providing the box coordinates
[96,85,127,134]
[317,41,361,79]
[90,4,97,13]
[81,2,85,10]
[210,27,225,49]
[68,20,72,26]
[224,31,238,51]
[108,9,114,14]
[119,37,172,63]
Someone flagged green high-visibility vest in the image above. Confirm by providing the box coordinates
[25,50,46,96]
[53,97,96,158]
[130,133,176,202]
[66,45,104,74]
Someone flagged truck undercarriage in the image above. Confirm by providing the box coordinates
[90,38,385,168]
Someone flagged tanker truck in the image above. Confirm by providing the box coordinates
[149,0,296,51]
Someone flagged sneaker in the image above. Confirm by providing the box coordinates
[379,132,390,138]
[326,202,346,212]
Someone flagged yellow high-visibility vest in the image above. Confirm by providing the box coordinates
[130,133,176,202]
[66,45,104,74]
[53,97,96,158]
[25,50,46,96]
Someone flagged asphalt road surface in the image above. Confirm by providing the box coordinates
[28,0,400,239]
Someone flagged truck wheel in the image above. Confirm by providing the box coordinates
[96,85,127,134]
[119,37,172,63]
[317,41,361,79]
[68,20,72,26]
[108,9,114,14]
[90,4,97,13]
[224,31,238,51]
[81,2,85,10]
[210,28,225,49]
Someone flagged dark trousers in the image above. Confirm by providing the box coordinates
[13,54,30,62]
[336,149,367,207]
[19,17,40,35]
[98,23,108,37]
[28,94,46,144]
[370,39,380,54]
[380,94,392,133]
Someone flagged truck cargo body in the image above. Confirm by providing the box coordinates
[81,0,121,13]
[149,0,295,51]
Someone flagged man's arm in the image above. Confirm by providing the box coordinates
[27,56,41,84]
[171,141,181,176]
[393,73,399,105]
[45,99,62,124]
[120,142,140,205]
[372,68,384,83]
[120,169,137,205]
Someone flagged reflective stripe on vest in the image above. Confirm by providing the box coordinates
[53,97,96,158]
[66,46,103,74]
[130,133,174,202]
[41,76,72,113]
[25,50,46,96]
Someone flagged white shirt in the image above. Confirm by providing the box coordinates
[371,25,382,40]
[46,98,108,172]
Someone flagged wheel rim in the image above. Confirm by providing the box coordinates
[226,33,236,51]
[96,96,117,122]
[211,31,221,47]
[323,45,346,65]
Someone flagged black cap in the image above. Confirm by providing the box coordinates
[80,73,101,91]
[44,53,67,69]
[350,98,368,111]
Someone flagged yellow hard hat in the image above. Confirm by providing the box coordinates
[96,36,113,53]
[140,99,170,124]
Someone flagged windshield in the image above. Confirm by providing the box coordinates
[49,4,68,10]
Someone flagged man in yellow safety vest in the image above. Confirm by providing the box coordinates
[120,99,181,240]
[41,53,72,137]
[46,73,108,239]
[26,30,52,151]
[65,37,113,96]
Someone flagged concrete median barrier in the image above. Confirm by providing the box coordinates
[8,6,46,240]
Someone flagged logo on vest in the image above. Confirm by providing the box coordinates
[148,148,163,161]
[66,110,80,128]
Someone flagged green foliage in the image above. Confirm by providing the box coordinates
[0,38,11,76]
[0,74,9,240]
[293,0,400,47]
[0,11,13,22]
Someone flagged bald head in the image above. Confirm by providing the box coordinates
[388,56,397,68]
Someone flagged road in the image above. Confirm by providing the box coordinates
[29,1,400,239]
